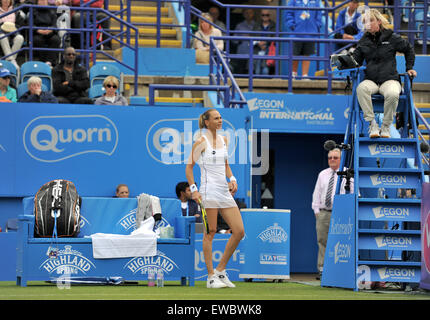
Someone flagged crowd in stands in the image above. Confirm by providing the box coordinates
[193,1,396,77]
[0,45,127,104]
[0,0,120,104]
[0,0,419,104]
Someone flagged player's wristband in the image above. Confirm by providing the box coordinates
[190,184,198,193]
[229,176,237,182]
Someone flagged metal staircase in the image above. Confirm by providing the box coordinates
[321,67,428,290]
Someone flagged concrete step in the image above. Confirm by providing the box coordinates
[111,27,177,38]
[111,16,174,25]
[127,38,181,48]
[108,5,169,16]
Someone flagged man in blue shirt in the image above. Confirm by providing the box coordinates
[334,0,362,52]
[175,181,202,223]
[232,8,257,74]
[285,0,323,79]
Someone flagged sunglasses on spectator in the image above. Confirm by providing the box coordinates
[261,14,270,17]
[328,156,339,160]
[106,84,118,89]
[66,53,76,56]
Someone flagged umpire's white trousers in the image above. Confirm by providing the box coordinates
[356,79,402,126]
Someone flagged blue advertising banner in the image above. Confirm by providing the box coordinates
[244,92,350,133]
[194,233,241,281]
[321,194,356,289]
[17,196,195,285]
[421,183,430,290]
[239,209,291,279]
[0,104,249,199]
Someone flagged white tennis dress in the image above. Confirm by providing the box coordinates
[198,134,237,209]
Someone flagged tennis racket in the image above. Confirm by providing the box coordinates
[198,199,210,234]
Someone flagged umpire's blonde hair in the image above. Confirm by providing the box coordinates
[365,8,392,30]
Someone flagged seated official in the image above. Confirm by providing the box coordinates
[352,9,417,138]
[175,181,202,223]
[18,76,58,103]
[115,184,129,198]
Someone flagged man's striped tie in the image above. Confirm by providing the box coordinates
[325,170,335,209]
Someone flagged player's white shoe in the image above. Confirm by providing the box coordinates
[215,269,236,288]
[207,274,227,288]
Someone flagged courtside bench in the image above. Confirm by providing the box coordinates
[16,197,195,287]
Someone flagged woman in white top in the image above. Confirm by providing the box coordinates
[186,108,245,289]
[193,13,223,64]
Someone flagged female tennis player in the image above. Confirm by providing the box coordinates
[185,108,245,288]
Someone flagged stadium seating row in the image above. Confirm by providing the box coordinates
[0,60,122,100]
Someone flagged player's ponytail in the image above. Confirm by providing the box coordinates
[199,109,215,129]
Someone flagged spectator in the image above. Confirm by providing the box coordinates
[253,9,276,75]
[254,9,276,35]
[0,67,16,101]
[31,0,61,66]
[285,0,323,79]
[232,8,256,74]
[115,184,129,198]
[94,75,128,105]
[0,0,24,69]
[253,40,270,75]
[175,181,202,223]
[18,75,58,102]
[52,46,93,104]
[208,6,226,32]
[193,12,223,64]
[334,0,362,52]
[71,0,111,50]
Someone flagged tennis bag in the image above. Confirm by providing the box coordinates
[34,179,81,237]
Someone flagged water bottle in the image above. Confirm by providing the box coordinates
[157,268,164,288]
[147,268,155,287]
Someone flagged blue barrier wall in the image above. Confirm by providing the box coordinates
[0,104,249,228]
[0,92,352,275]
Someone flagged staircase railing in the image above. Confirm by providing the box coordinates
[0,3,140,95]
[190,0,429,91]
[209,37,246,109]
[322,67,426,290]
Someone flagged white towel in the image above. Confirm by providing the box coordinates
[91,217,157,259]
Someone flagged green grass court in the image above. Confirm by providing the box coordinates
[1,280,429,300]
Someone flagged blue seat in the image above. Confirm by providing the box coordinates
[17,82,48,99]
[88,84,106,99]
[20,61,53,92]
[0,60,18,87]
[6,218,18,232]
[89,63,121,88]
